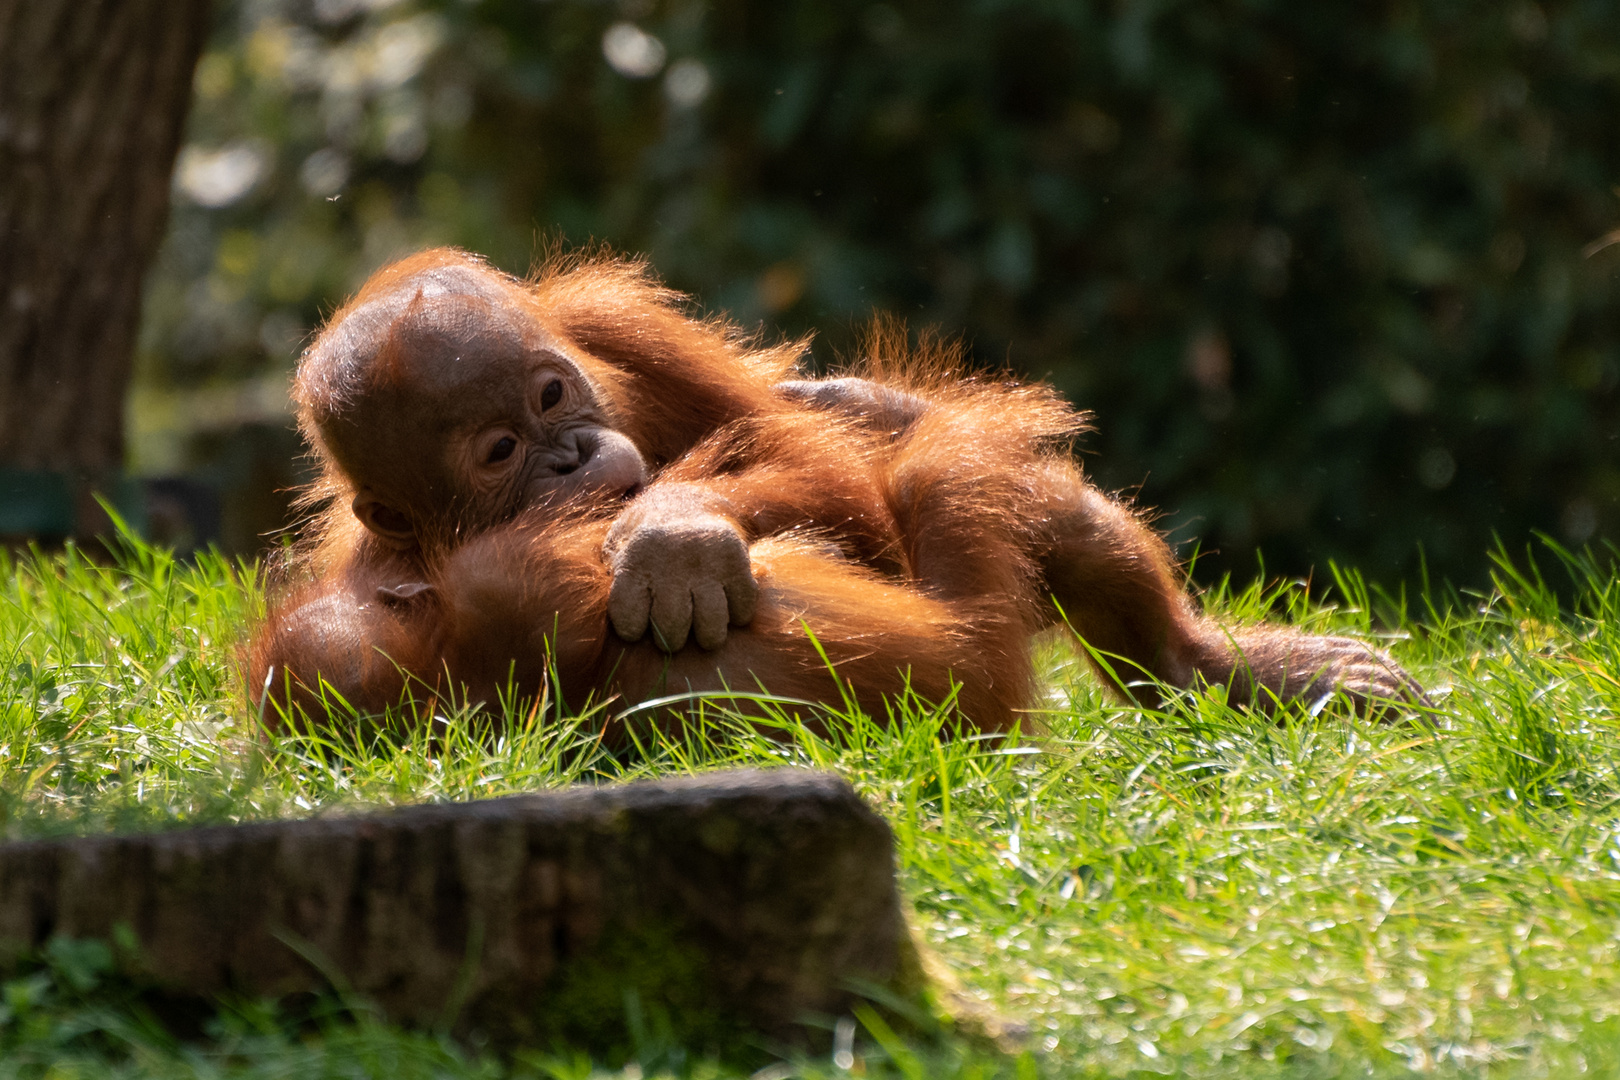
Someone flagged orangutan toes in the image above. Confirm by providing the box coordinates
[1217,628,1426,714]
[1314,646,1431,713]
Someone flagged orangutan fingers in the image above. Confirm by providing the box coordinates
[691,581,731,651]
[607,571,654,645]
[607,515,755,653]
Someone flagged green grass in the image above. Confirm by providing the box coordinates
[3,531,1620,1078]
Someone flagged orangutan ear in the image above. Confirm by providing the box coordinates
[351,494,417,550]
[376,582,436,605]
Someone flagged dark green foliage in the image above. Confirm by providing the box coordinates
[145,0,1620,587]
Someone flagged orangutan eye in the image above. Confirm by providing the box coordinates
[487,436,517,464]
[539,379,563,411]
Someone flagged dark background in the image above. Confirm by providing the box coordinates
[132,0,1620,588]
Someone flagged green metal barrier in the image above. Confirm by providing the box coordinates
[0,469,148,539]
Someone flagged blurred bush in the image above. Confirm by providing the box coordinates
[137,0,1620,587]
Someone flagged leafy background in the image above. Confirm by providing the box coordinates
[136,0,1620,587]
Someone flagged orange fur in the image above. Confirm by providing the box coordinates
[250,509,1027,734]
[249,245,1423,735]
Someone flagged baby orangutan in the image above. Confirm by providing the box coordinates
[250,247,1422,729]
[257,248,1032,728]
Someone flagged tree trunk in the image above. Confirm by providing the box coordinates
[0,0,211,473]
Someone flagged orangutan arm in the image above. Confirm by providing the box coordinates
[602,416,897,653]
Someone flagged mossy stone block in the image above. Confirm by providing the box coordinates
[0,769,910,1047]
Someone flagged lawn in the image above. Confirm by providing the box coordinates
[2,532,1619,1078]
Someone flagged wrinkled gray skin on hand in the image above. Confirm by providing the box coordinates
[777,377,928,433]
[604,484,758,652]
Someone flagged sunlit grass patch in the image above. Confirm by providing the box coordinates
[1,531,1619,1076]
